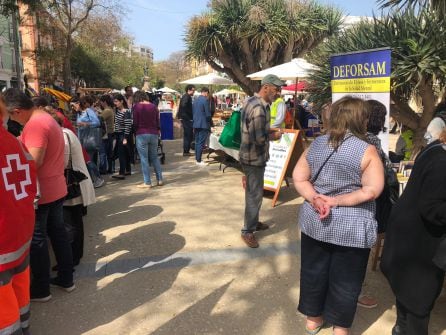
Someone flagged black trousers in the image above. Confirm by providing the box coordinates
[298,233,370,328]
[63,205,84,266]
[393,300,431,335]
[182,119,194,153]
[116,133,131,175]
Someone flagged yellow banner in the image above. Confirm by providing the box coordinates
[331,77,390,93]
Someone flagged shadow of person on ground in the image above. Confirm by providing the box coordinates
[31,219,188,335]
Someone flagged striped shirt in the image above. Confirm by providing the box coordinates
[114,108,133,138]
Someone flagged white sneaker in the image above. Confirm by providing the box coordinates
[136,183,152,189]
[195,161,208,167]
[94,178,105,188]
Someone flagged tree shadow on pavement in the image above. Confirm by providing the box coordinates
[31,218,189,335]
[146,255,303,335]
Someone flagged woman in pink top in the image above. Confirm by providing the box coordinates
[133,91,163,188]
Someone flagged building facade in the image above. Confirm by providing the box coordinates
[0,15,19,91]
[19,2,39,92]
[131,44,154,62]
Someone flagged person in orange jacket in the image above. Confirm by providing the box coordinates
[0,95,37,335]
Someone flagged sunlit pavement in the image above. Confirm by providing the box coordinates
[30,139,446,335]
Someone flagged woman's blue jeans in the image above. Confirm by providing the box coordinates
[136,133,163,185]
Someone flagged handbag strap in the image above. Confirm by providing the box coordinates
[64,132,73,170]
[311,135,353,183]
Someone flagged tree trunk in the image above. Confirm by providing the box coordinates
[63,35,73,93]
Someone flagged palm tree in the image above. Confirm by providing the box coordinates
[308,5,446,152]
[378,0,446,16]
[185,0,343,95]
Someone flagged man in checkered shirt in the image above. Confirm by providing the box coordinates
[239,74,284,248]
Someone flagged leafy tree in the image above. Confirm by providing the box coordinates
[71,44,111,87]
[72,12,147,89]
[308,5,446,151]
[185,0,342,95]
[30,0,121,92]
[0,0,37,15]
[378,0,446,16]
[152,51,189,89]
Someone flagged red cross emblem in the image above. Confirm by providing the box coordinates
[1,154,32,200]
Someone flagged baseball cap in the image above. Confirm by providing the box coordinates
[261,74,286,87]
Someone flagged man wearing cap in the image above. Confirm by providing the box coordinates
[240,74,284,248]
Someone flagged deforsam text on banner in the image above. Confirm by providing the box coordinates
[330,48,391,153]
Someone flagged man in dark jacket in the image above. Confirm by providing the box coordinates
[178,84,195,156]
[192,87,211,166]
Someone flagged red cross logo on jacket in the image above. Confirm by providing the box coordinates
[1,154,32,201]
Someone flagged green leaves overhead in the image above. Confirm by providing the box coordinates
[378,0,446,17]
[308,5,446,108]
[185,0,342,95]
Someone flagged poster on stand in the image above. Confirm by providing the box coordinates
[331,48,391,152]
[264,131,297,190]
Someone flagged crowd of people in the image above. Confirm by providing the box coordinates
[236,75,445,335]
[0,86,166,334]
[0,76,445,335]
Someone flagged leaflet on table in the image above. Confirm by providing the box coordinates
[264,132,295,189]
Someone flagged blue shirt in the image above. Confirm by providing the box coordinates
[77,108,100,127]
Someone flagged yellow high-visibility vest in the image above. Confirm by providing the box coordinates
[270,97,285,128]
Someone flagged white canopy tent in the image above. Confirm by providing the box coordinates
[158,86,179,94]
[214,88,245,96]
[247,58,318,131]
[246,58,318,80]
[181,72,234,85]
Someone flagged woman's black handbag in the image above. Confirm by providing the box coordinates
[64,133,88,200]
[376,163,399,233]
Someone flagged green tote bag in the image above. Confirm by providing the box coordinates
[218,111,241,149]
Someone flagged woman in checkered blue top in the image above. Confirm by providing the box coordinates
[293,96,384,335]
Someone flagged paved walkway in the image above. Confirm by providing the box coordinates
[30,140,446,335]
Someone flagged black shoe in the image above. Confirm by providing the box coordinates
[50,277,76,292]
[255,222,269,231]
[183,152,193,157]
[52,264,76,273]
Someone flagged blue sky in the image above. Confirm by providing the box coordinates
[124,0,383,62]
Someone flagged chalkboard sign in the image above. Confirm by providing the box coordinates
[264,129,304,207]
